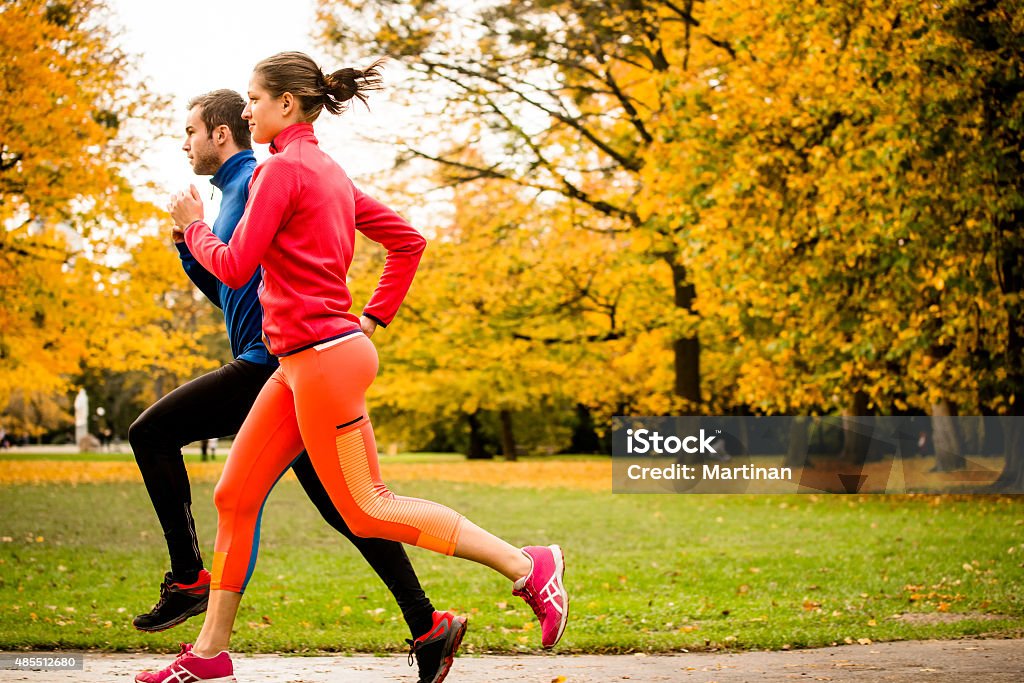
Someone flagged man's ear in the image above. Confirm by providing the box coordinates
[214,124,230,145]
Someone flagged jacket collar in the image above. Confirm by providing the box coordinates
[269,122,316,155]
[210,149,256,190]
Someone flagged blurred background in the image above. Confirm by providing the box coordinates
[2,1,1023,657]
[2,0,1023,485]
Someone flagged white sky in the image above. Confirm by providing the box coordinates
[108,0,416,224]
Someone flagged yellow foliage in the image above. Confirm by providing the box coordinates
[0,458,611,491]
[0,1,211,433]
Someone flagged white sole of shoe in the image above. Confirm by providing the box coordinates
[548,544,569,648]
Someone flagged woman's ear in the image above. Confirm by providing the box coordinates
[281,92,295,116]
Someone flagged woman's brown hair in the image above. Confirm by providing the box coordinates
[253,51,385,121]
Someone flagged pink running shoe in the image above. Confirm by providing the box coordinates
[135,643,235,682]
[512,544,568,648]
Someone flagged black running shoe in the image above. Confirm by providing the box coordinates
[407,610,468,683]
[132,569,211,633]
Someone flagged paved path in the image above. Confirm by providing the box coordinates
[2,639,1022,682]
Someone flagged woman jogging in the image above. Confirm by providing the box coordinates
[140,52,568,682]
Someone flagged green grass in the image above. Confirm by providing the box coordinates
[0,477,1022,654]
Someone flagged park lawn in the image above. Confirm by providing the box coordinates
[0,469,1022,655]
[0,450,467,464]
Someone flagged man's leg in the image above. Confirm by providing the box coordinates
[128,359,275,630]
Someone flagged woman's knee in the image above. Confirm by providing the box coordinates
[343,487,401,539]
[343,508,378,539]
[213,478,260,519]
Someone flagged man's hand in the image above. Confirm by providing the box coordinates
[359,315,378,338]
[169,184,204,230]
[171,224,185,244]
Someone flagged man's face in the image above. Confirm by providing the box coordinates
[182,107,221,175]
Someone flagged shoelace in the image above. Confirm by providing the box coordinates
[149,582,172,614]
[152,643,191,676]
[517,584,547,620]
[405,637,420,667]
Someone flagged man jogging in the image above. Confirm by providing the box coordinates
[128,89,464,683]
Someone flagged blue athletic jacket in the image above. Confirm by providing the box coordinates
[175,150,275,366]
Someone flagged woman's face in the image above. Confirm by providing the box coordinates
[242,74,288,145]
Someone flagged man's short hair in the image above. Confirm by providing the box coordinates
[187,89,251,149]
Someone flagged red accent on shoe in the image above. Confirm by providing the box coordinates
[407,610,468,683]
[171,568,212,595]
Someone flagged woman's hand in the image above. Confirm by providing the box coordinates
[360,315,378,338]
[169,184,205,230]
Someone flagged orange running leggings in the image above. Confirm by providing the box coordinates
[210,332,464,592]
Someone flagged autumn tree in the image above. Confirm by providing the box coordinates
[319,0,712,416]
[350,149,668,456]
[645,1,1024,468]
[1,0,217,437]
[319,0,1023,476]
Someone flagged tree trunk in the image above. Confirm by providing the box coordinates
[670,261,701,414]
[960,416,984,454]
[784,416,811,468]
[499,409,517,461]
[735,415,750,457]
[842,391,871,463]
[466,411,491,460]
[568,403,601,454]
[992,417,1024,491]
[994,209,1024,489]
[930,399,965,472]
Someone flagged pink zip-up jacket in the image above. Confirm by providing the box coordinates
[185,123,426,356]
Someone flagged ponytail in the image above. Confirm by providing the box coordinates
[254,52,386,122]
[322,59,386,115]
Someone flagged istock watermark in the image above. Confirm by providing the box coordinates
[611,416,1024,494]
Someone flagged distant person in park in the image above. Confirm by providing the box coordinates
[199,438,218,462]
[128,88,464,683]
[147,52,568,682]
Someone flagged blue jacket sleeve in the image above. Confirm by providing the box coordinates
[175,241,222,309]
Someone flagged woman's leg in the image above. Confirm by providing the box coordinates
[286,335,532,578]
[291,453,436,636]
[284,335,567,647]
[192,369,305,657]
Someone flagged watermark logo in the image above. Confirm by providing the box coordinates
[625,428,719,455]
[611,416,1022,494]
